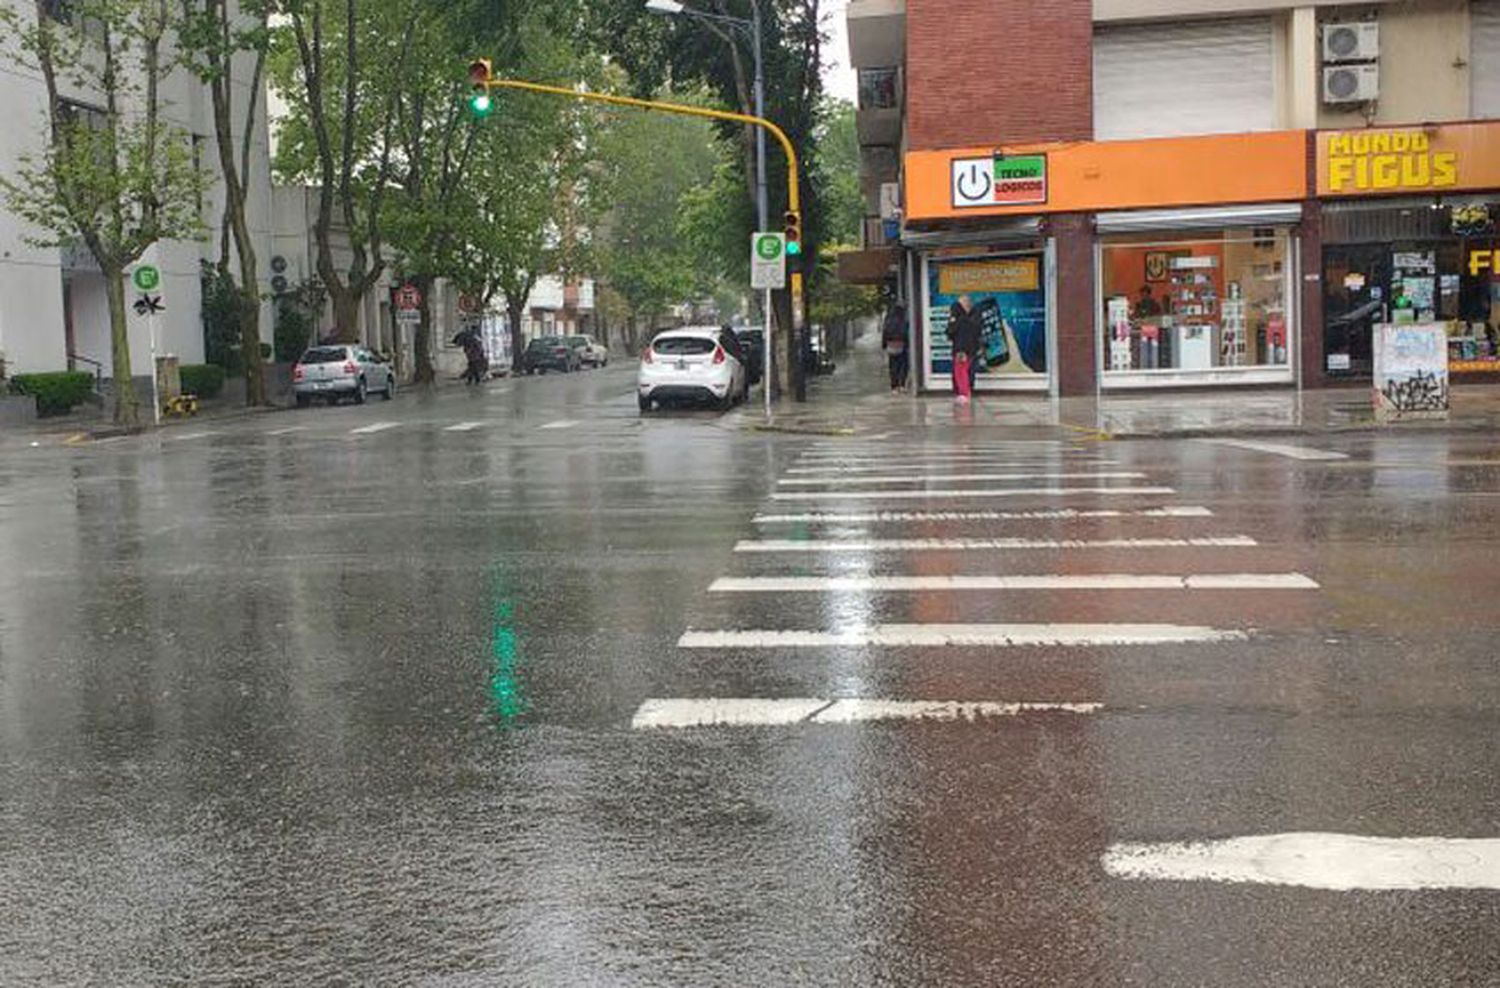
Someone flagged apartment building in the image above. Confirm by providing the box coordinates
[0,0,273,383]
[845,0,1500,395]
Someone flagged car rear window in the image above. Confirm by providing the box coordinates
[653,337,715,355]
[302,347,348,364]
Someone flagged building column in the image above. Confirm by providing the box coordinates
[1299,198,1326,389]
[1051,212,1097,397]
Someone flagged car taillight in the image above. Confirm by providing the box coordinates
[293,365,304,381]
[344,361,357,374]
[712,346,726,365]
[642,348,654,364]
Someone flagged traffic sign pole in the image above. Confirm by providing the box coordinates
[762,289,773,419]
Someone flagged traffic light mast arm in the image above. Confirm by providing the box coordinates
[479,77,801,218]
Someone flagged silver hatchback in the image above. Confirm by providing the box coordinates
[293,345,396,406]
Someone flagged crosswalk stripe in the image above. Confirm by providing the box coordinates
[709,573,1317,592]
[444,421,486,432]
[753,507,1215,523]
[1103,834,1500,891]
[539,419,579,430]
[265,425,307,436]
[771,487,1177,501]
[779,472,1148,486]
[1200,439,1349,461]
[631,698,1103,729]
[349,422,399,435]
[164,431,218,442]
[734,535,1257,552]
[787,461,1113,473]
[678,623,1248,648]
[808,440,1065,448]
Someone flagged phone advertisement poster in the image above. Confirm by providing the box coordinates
[925,253,1049,390]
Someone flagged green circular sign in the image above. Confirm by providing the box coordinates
[755,235,782,261]
[133,265,161,291]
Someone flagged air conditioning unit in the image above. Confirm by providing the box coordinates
[1323,63,1379,104]
[1323,21,1379,63]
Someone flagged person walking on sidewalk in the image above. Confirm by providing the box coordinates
[947,294,982,403]
[882,302,909,393]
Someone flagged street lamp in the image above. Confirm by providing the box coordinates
[644,0,767,237]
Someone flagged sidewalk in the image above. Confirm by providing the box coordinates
[750,337,1500,439]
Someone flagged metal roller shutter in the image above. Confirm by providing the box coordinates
[1474,0,1500,118]
[1093,18,1276,142]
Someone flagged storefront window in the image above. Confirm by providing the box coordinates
[924,252,1049,391]
[1323,242,1462,377]
[1101,230,1291,376]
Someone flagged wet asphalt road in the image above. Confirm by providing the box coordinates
[1,354,1498,985]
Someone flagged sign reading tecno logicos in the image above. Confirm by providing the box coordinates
[951,154,1048,209]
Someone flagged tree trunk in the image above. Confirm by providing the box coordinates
[330,286,360,343]
[230,210,265,406]
[104,268,142,428]
[506,302,524,372]
[413,274,436,385]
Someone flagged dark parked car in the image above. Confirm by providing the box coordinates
[521,336,581,374]
[732,325,764,385]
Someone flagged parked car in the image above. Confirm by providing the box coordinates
[293,344,395,406]
[732,325,764,385]
[638,326,749,412]
[568,334,609,368]
[521,336,580,374]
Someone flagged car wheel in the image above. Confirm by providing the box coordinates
[295,394,311,408]
[354,379,367,405]
[383,374,395,400]
[638,394,651,413]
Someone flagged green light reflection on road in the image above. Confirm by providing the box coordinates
[488,595,529,725]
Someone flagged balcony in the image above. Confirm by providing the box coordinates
[847,0,905,70]
[857,67,902,147]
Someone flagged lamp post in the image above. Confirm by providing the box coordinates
[646,0,779,413]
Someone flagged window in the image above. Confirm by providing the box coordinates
[1474,1,1500,119]
[1101,230,1291,374]
[302,347,350,365]
[1093,18,1275,141]
[653,337,715,356]
[858,68,899,111]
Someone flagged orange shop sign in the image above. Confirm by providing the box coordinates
[1318,122,1500,197]
[906,131,1306,223]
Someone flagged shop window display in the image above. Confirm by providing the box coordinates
[1101,230,1290,375]
[924,253,1048,390]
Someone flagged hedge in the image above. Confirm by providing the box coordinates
[9,371,95,417]
[178,363,226,399]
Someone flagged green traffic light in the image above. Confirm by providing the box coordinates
[470,92,493,115]
[786,240,802,256]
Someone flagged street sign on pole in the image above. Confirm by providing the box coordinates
[751,232,785,291]
[132,265,161,292]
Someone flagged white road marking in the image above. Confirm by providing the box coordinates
[164,431,218,443]
[265,425,308,436]
[808,440,1065,448]
[444,421,487,432]
[754,507,1215,523]
[349,421,399,435]
[1102,833,1500,891]
[631,698,1103,729]
[779,472,1148,486]
[1201,439,1349,461]
[539,419,579,430]
[678,623,1248,649]
[734,536,1257,553]
[709,573,1317,592]
[771,487,1177,502]
[788,461,1112,473]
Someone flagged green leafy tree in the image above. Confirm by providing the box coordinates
[178,0,271,404]
[1,0,208,428]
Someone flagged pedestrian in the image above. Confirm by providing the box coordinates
[946,294,982,403]
[453,328,487,386]
[881,302,908,393]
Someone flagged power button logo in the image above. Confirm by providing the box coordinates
[951,158,994,208]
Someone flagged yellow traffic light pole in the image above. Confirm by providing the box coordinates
[474,74,805,404]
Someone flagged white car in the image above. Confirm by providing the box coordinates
[568,334,608,368]
[638,326,749,412]
[293,344,395,406]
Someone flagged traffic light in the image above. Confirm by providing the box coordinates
[468,58,493,115]
[783,210,802,256]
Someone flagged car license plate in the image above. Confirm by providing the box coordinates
[676,360,687,370]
